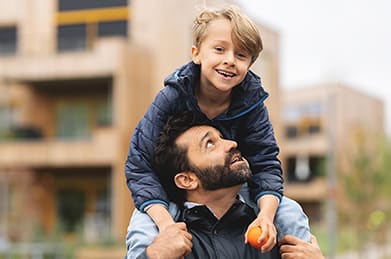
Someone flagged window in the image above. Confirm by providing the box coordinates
[0,26,17,56]
[0,107,10,132]
[286,155,326,182]
[56,0,128,52]
[57,24,86,52]
[0,106,19,140]
[96,100,112,127]
[98,20,127,38]
[57,189,85,232]
[0,178,7,233]
[308,124,321,134]
[285,126,298,139]
[58,0,127,11]
[56,103,89,139]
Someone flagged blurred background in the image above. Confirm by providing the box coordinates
[0,0,389,258]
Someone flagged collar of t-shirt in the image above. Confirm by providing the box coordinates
[183,194,245,218]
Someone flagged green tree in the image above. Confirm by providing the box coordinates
[338,133,391,255]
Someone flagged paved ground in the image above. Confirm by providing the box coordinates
[336,243,391,259]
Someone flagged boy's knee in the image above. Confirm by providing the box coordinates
[275,196,310,242]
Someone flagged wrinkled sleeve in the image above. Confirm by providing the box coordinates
[125,203,180,259]
[242,103,284,201]
[125,88,177,211]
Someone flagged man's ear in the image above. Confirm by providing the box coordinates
[191,45,201,64]
[174,172,199,190]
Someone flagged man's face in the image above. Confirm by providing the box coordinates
[175,125,251,190]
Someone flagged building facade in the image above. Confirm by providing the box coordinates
[281,84,384,221]
[0,0,281,254]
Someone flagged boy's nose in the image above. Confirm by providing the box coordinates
[223,52,236,65]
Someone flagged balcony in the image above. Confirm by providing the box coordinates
[0,127,117,167]
[285,177,327,202]
[283,134,329,156]
[0,39,126,82]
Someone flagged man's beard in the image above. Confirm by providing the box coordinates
[191,150,252,190]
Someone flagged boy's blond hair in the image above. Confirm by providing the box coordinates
[193,5,263,64]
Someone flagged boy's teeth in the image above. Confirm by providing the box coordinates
[218,70,234,77]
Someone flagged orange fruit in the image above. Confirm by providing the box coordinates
[247,226,268,250]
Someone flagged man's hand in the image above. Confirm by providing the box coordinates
[146,222,192,259]
[279,234,325,259]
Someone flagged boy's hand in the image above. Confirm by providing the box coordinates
[244,194,278,253]
[245,215,277,253]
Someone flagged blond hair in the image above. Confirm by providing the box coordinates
[193,5,263,64]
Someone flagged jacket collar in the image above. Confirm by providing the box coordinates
[164,62,269,120]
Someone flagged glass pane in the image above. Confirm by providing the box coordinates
[59,0,127,11]
[98,20,127,38]
[0,106,18,141]
[57,24,86,52]
[56,103,89,139]
[0,107,9,131]
[96,101,112,127]
[0,27,17,56]
[57,189,85,233]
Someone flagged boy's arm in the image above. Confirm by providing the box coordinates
[241,103,282,252]
[244,194,278,253]
[146,204,175,231]
[243,102,284,200]
[125,87,179,224]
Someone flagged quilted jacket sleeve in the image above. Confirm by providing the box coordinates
[125,87,177,211]
[242,102,284,201]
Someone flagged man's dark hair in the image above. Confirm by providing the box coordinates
[154,111,213,207]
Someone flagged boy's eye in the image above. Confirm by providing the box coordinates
[236,52,249,59]
[215,47,224,52]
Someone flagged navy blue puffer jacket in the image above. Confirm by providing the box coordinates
[125,62,283,211]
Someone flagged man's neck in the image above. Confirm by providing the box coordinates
[186,186,241,219]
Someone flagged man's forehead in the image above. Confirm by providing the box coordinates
[176,125,220,146]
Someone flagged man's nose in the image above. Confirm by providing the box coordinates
[223,138,238,151]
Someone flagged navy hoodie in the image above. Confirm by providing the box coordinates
[125,62,283,211]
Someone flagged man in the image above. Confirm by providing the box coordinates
[126,112,324,259]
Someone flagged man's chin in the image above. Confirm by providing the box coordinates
[230,162,251,176]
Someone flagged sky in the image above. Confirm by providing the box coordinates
[238,0,391,136]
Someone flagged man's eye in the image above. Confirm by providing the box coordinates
[206,141,214,148]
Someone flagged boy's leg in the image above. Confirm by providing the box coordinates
[274,197,311,242]
[125,203,179,259]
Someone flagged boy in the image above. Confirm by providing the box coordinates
[125,5,310,254]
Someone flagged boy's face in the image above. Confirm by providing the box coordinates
[192,18,252,94]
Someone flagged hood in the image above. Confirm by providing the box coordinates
[164,61,269,120]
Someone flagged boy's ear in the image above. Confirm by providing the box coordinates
[174,172,199,190]
[191,45,201,64]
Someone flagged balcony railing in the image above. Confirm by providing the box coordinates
[0,127,117,167]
